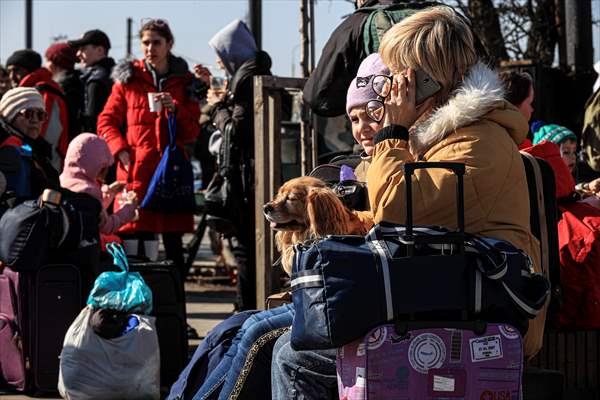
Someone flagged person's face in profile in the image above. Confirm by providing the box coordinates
[7,65,28,87]
[0,71,11,97]
[559,138,577,173]
[76,44,105,68]
[517,84,534,122]
[349,107,382,156]
[215,57,226,72]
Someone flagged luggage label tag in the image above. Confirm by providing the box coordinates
[427,367,466,397]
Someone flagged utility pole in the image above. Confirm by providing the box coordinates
[126,17,133,57]
[300,0,309,78]
[249,0,262,50]
[309,0,315,73]
[564,0,593,74]
[555,0,567,69]
[299,0,316,173]
[25,0,33,49]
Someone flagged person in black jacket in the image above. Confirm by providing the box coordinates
[45,42,85,141]
[303,0,380,118]
[305,0,466,118]
[207,19,272,311]
[68,30,115,133]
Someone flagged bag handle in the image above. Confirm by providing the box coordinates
[464,235,509,280]
[106,242,129,273]
[167,112,177,149]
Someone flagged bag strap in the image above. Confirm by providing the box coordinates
[34,84,67,103]
[167,112,177,149]
[520,151,549,279]
[106,242,129,272]
[469,234,548,317]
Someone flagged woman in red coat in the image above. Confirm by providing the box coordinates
[97,19,200,275]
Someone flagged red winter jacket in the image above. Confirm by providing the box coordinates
[557,202,600,328]
[522,141,600,328]
[19,68,69,171]
[97,57,200,233]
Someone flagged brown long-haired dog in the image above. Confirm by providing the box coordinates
[263,176,372,275]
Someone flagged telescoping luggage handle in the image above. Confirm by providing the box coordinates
[404,162,465,254]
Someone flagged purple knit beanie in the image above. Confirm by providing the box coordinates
[346,53,390,116]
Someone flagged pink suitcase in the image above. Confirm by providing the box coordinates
[337,323,523,400]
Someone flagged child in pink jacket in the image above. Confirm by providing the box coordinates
[59,133,137,235]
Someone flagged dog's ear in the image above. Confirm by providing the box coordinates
[306,187,350,237]
[275,230,295,276]
[274,230,291,252]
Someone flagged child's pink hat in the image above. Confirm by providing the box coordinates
[60,133,113,200]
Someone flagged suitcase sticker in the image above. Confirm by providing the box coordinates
[337,323,523,400]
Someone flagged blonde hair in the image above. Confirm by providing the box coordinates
[379,7,478,101]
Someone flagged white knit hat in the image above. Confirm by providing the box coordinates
[0,87,45,122]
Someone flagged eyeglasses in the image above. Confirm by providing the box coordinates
[17,108,48,122]
[365,74,393,123]
[365,99,385,123]
[372,75,393,98]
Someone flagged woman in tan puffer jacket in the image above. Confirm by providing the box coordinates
[367,6,545,358]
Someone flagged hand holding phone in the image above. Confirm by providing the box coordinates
[383,68,436,129]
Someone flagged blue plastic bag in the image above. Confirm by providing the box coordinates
[87,242,153,314]
[140,112,196,213]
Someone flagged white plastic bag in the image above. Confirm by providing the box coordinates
[58,306,160,400]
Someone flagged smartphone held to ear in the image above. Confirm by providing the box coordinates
[414,69,441,105]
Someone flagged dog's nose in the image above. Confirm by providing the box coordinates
[263,203,274,214]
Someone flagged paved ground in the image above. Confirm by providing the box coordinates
[0,228,236,399]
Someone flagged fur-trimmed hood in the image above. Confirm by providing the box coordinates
[111,55,190,85]
[411,62,526,155]
[111,57,136,83]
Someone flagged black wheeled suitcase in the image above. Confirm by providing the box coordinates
[0,263,81,394]
[128,260,188,388]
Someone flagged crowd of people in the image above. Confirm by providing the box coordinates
[0,17,269,312]
[1,0,600,398]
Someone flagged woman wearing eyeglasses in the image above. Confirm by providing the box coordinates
[0,87,60,200]
[97,19,200,276]
[366,7,544,358]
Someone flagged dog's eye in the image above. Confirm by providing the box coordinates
[286,196,299,202]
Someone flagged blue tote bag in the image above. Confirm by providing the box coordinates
[141,112,196,213]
